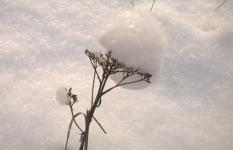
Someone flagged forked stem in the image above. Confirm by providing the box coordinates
[65,50,151,150]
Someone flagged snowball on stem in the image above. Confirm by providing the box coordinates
[56,87,69,105]
[98,10,167,90]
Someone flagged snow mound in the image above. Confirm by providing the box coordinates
[98,10,167,89]
[56,87,69,105]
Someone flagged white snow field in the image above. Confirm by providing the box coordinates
[0,0,233,150]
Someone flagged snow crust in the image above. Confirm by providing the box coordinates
[1,0,233,150]
[56,87,69,105]
[99,10,166,89]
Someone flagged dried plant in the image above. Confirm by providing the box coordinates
[217,0,227,9]
[150,0,156,11]
[130,0,157,11]
[63,49,152,150]
[131,0,134,7]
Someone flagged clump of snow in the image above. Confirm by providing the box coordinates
[98,10,167,90]
[56,87,69,105]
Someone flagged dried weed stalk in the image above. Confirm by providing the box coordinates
[64,49,152,150]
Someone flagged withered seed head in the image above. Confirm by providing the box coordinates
[85,49,152,83]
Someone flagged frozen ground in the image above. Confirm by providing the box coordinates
[0,0,233,150]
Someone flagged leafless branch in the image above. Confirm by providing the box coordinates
[64,49,152,150]
[93,116,107,134]
[88,57,101,83]
[150,0,156,11]
[69,103,84,133]
[217,0,227,9]
[91,71,96,106]
[65,112,84,150]
[131,0,134,7]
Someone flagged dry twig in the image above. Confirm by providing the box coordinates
[64,49,152,150]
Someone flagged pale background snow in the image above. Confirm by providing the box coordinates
[0,0,233,150]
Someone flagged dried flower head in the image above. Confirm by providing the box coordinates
[85,49,152,83]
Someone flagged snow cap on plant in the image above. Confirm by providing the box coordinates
[98,10,167,89]
[56,86,69,105]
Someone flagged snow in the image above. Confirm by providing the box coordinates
[98,10,166,89]
[0,0,233,150]
[56,87,69,105]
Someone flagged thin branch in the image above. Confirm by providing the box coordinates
[118,78,144,86]
[99,71,110,97]
[92,116,107,134]
[78,74,106,150]
[76,49,152,150]
[113,70,132,74]
[131,0,134,7]
[69,103,84,133]
[102,71,138,95]
[102,77,124,95]
[65,112,83,150]
[217,0,227,9]
[84,111,89,150]
[96,98,102,107]
[91,71,96,106]
[150,0,156,11]
[81,73,110,150]
[102,78,145,95]
[88,57,101,83]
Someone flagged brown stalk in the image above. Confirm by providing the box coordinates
[64,49,152,150]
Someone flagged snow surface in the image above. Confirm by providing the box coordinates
[0,0,233,150]
[98,10,166,89]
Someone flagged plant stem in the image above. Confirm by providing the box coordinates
[69,103,84,133]
[217,0,227,9]
[150,0,156,11]
[65,113,83,150]
[69,50,152,150]
[131,0,134,7]
[91,71,96,106]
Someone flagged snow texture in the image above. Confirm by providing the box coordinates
[0,0,233,150]
[98,10,166,89]
[56,87,69,105]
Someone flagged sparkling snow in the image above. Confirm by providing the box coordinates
[0,0,233,150]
